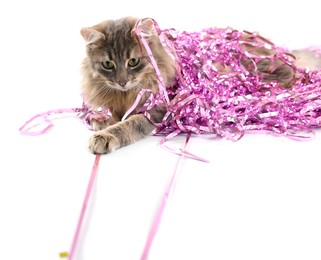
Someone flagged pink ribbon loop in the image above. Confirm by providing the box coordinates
[19,114,53,136]
[19,105,98,135]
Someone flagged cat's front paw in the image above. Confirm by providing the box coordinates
[88,131,120,154]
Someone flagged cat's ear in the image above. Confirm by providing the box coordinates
[140,18,157,37]
[80,28,105,45]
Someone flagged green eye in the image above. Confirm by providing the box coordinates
[102,60,114,70]
[128,58,140,67]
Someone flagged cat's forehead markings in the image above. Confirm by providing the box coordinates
[106,50,113,59]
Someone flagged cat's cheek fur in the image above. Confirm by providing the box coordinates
[89,131,121,154]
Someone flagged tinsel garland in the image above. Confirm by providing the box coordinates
[133,21,321,141]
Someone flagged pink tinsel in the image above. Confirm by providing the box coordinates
[133,20,321,141]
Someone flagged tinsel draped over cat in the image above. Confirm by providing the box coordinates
[87,18,321,141]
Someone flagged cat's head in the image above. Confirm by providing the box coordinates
[80,17,176,95]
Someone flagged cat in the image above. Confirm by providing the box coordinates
[81,17,176,154]
[80,17,319,154]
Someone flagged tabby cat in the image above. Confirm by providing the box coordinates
[80,17,309,154]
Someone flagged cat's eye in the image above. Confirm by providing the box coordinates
[128,58,140,67]
[102,60,114,70]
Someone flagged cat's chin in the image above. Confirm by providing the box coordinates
[117,88,132,92]
[113,82,138,92]
[113,86,133,92]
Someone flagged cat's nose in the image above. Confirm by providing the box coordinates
[118,81,127,87]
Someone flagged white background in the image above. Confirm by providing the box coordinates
[1,0,321,260]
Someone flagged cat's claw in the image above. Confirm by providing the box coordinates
[88,132,120,154]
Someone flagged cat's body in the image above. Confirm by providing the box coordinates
[80,17,320,154]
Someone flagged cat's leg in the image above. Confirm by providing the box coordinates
[241,58,295,87]
[90,117,117,131]
[88,105,166,154]
[293,49,321,71]
[240,33,295,87]
[88,114,156,154]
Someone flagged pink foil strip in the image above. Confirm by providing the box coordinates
[133,19,170,104]
[19,103,111,135]
[161,143,210,163]
[122,89,151,121]
[140,133,191,260]
[19,108,84,135]
[68,154,101,260]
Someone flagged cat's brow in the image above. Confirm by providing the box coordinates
[106,50,113,60]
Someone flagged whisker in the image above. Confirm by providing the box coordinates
[89,85,113,101]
